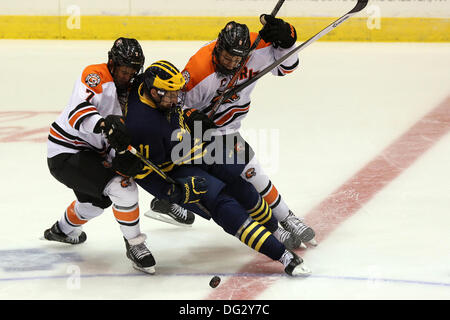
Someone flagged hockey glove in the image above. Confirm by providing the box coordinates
[168,176,208,205]
[183,108,217,136]
[111,151,145,178]
[102,115,131,153]
[259,14,297,49]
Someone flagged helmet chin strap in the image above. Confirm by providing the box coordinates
[109,61,139,92]
[213,52,239,76]
[148,90,169,111]
[107,60,115,75]
[212,46,249,77]
[156,92,180,112]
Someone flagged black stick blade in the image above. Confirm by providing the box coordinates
[349,0,369,14]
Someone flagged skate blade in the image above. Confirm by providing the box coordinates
[132,263,156,275]
[307,239,318,247]
[143,210,193,228]
[292,263,312,277]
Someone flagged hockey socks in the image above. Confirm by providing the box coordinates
[221,176,278,232]
[112,203,141,240]
[59,201,88,233]
[58,200,103,235]
[240,158,291,221]
[210,193,285,261]
[247,198,277,232]
[238,219,285,261]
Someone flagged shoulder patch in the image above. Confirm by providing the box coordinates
[85,73,101,88]
[81,63,113,94]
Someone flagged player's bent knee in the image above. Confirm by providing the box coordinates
[75,201,104,220]
[104,176,139,207]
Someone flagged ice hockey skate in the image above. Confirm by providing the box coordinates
[124,234,156,274]
[273,227,306,250]
[144,198,195,227]
[43,221,87,244]
[284,251,311,277]
[280,211,317,246]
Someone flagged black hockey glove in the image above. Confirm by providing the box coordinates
[168,176,208,205]
[111,151,145,178]
[102,115,131,153]
[259,14,297,49]
[183,108,217,136]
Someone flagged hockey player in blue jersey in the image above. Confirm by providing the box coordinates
[112,60,311,276]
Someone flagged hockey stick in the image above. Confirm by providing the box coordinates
[207,0,286,119]
[126,145,212,215]
[220,0,369,102]
[126,145,177,184]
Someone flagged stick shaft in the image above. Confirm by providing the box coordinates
[127,145,176,184]
[127,145,212,215]
[223,0,369,100]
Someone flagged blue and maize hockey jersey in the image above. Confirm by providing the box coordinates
[124,80,205,197]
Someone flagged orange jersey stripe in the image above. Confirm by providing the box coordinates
[68,107,97,128]
[280,69,295,74]
[214,105,250,126]
[49,127,87,145]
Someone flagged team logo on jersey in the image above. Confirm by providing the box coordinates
[85,73,101,88]
[120,177,131,188]
[245,167,256,179]
[235,141,245,153]
[182,70,190,85]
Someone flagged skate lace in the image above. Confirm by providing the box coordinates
[130,243,151,260]
[170,204,187,219]
[276,228,291,242]
[67,229,83,243]
[284,213,309,234]
[279,250,294,268]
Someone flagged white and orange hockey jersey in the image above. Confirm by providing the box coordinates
[47,63,122,158]
[182,32,299,135]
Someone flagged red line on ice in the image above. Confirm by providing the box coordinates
[206,95,450,300]
[0,111,59,143]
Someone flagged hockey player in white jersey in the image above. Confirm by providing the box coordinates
[149,17,317,246]
[44,38,156,274]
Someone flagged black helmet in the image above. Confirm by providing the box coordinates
[108,37,145,72]
[213,21,251,75]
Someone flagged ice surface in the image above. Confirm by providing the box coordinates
[0,40,449,300]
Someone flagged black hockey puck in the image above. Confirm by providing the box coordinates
[209,276,221,288]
